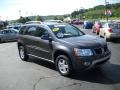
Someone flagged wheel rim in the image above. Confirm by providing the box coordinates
[19,46,25,59]
[58,59,69,74]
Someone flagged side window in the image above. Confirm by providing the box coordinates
[10,30,17,34]
[2,31,6,34]
[3,30,9,34]
[36,27,48,37]
[19,26,26,34]
[106,24,109,28]
[102,24,106,28]
[8,30,12,34]
[25,26,37,36]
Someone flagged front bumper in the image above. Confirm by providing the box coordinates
[73,51,111,71]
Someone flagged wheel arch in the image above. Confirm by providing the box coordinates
[53,50,72,63]
[17,42,24,47]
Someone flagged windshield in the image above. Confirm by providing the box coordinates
[48,24,84,38]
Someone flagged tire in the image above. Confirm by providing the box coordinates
[104,34,110,42]
[96,31,99,35]
[99,33,101,37]
[55,55,73,76]
[18,45,29,61]
[0,38,4,43]
[0,38,2,43]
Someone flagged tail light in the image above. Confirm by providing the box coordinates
[108,28,112,33]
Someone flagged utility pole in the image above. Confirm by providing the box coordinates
[19,10,21,17]
[105,0,109,22]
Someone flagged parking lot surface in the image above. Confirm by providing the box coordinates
[0,26,120,90]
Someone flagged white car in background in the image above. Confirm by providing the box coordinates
[99,22,120,41]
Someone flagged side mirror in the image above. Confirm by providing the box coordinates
[41,34,52,42]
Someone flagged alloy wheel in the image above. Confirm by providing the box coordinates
[19,46,25,59]
[58,58,69,74]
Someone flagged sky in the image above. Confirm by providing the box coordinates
[0,0,119,20]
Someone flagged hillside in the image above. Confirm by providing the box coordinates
[71,3,120,20]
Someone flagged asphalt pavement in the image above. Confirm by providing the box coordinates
[0,26,120,90]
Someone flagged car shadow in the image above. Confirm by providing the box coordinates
[28,57,56,70]
[28,57,120,85]
[0,41,17,44]
[100,62,120,84]
[111,40,120,43]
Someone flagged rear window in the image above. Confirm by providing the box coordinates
[109,23,120,29]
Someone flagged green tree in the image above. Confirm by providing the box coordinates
[54,16,58,20]
[35,15,43,21]
[25,17,31,22]
[17,16,26,23]
[58,17,63,21]
[71,3,120,20]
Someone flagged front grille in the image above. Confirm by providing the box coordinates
[103,46,108,52]
[94,48,103,55]
[94,46,109,55]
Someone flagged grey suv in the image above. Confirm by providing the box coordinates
[17,23,111,76]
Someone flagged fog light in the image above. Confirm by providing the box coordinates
[83,62,91,67]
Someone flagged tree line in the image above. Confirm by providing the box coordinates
[14,14,69,24]
[71,3,120,20]
[12,3,120,24]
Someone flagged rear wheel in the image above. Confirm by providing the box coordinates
[0,38,2,43]
[104,34,110,41]
[18,45,29,61]
[99,33,102,37]
[96,31,99,35]
[55,55,73,76]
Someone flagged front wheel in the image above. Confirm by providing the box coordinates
[18,45,29,61]
[0,38,3,43]
[55,55,73,76]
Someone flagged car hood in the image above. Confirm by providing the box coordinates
[61,35,107,48]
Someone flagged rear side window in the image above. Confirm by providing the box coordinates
[19,26,27,34]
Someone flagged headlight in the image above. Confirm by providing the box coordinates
[74,48,93,56]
